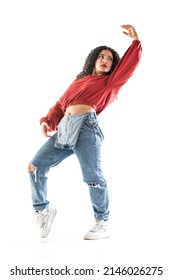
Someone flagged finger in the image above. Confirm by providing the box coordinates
[121,24,131,29]
[42,129,51,138]
[122,31,129,36]
[42,127,48,137]
[43,133,51,138]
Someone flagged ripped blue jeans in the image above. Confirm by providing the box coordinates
[28,112,109,221]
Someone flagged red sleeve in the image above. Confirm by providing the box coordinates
[39,101,64,131]
[107,40,142,90]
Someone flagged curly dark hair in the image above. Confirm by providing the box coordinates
[76,45,120,79]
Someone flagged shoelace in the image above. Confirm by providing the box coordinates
[91,222,107,232]
[36,211,48,226]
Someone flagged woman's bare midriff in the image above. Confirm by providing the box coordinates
[65,104,95,116]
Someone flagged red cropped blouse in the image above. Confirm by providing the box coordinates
[40,40,142,131]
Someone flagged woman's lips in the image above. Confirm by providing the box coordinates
[100,64,107,68]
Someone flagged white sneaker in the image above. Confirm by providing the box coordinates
[35,207,57,238]
[84,220,110,240]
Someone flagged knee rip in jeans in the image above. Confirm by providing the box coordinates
[28,163,37,173]
[28,163,37,182]
[87,182,103,188]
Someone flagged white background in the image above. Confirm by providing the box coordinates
[0,0,173,279]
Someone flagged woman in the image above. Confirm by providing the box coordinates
[28,24,142,240]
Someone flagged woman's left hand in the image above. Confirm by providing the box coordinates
[121,25,139,41]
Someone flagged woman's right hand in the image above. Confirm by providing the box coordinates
[41,122,51,137]
[121,25,139,41]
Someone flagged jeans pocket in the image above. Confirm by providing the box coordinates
[83,117,104,141]
[83,116,97,130]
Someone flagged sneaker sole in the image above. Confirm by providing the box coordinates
[41,208,57,238]
[84,234,110,240]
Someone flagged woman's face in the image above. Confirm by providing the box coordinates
[92,50,113,76]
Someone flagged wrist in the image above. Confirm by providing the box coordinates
[133,35,139,41]
[41,122,49,128]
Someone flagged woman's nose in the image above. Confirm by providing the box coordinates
[103,58,108,64]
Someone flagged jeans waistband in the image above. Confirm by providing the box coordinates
[84,111,97,120]
[63,111,97,119]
